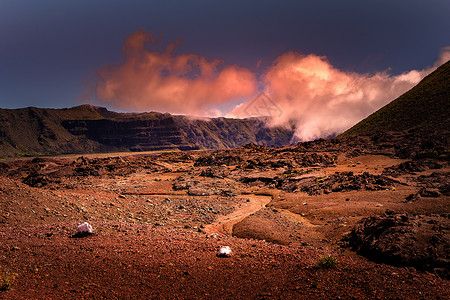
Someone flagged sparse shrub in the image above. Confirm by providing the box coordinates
[0,267,17,291]
[317,255,338,269]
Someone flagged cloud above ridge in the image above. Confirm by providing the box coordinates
[94,30,449,141]
[94,30,257,116]
[229,48,450,141]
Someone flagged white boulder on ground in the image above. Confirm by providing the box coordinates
[77,222,93,235]
[217,246,232,257]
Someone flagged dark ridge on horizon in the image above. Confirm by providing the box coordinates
[341,60,450,137]
[0,105,294,158]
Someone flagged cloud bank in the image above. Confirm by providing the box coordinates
[94,30,449,141]
[95,30,256,116]
[229,47,449,141]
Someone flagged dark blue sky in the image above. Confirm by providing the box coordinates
[1,0,449,110]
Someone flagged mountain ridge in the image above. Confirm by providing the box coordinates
[0,105,295,158]
[341,60,450,137]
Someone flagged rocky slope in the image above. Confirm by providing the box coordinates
[342,61,449,137]
[338,60,450,160]
[0,105,294,157]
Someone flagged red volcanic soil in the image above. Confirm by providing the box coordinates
[0,147,449,299]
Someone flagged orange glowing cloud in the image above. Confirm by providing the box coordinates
[95,30,257,115]
[94,30,449,141]
[229,49,449,141]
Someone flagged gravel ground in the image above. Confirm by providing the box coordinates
[0,150,448,299]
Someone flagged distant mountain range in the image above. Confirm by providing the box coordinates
[0,105,295,158]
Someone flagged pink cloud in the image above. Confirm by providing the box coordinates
[229,49,449,141]
[95,30,257,115]
[94,30,449,141]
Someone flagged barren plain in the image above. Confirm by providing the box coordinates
[0,141,448,299]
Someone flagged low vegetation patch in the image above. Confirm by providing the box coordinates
[0,267,17,291]
[317,255,338,269]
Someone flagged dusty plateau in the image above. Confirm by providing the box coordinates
[0,139,448,299]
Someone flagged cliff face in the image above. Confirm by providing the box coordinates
[0,105,294,157]
[62,117,198,152]
[175,116,294,149]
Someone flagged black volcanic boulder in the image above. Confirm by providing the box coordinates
[195,152,242,167]
[280,172,396,195]
[22,172,51,188]
[382,159,445,177]
[200,166,229,178]
[346,210,450,278]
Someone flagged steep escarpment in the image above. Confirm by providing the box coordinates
[175,116,294,149]
[0,105,294,157]
[62,116,198,152]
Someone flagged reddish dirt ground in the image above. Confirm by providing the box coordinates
[0,149,448,299]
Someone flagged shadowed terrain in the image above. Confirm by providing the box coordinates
[0,105,294,158]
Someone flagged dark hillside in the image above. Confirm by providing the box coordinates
[0,105,294,158]
[339,61,449,160]
[175,116,294,149]
[342,61,450,137]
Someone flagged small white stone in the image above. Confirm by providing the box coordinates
[77,222,93,234]
[217,246,232,257]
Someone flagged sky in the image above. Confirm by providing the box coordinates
[1,0,449,140]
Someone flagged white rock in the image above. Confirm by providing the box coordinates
[77,222,93,234]
[217,246,232,257]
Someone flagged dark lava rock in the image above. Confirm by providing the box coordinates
[404,187,441,202]
[405,193,421,202]
[0,162,10,175]
[10,155,170,188]
[200,167,229,178]
[419,188,441,198]
[195,152,242,167]
[382,160,444,177]
[345,211,450,278]
[279,172,395,195]
[415,172,450,196]
[172,179,194,191]
[240,152,336,171]
[22,173,52,188]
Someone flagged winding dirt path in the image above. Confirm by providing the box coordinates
[203,194,272,235]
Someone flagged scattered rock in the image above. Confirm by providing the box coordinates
[382,159,444,177]
[217,246,232,257]
[345,211,450,278]
[279,172,396,195]
[200,167,229,178]
[73,222,94,238]
[188,188,211,196]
